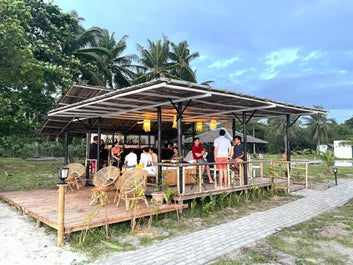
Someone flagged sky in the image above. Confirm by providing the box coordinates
[51,0,353,124]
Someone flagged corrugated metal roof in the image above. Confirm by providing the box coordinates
[38,78,326,138]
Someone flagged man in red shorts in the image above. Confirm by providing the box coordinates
[214,129,232,188]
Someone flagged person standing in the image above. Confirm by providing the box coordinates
[89,136,98,158]
[88,136,99,172]
[192,137,213,184]
[99,139,108,167]
[214,129,232,188]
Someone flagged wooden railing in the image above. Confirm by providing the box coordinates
[155,159,309,197]
[269,159,309,193]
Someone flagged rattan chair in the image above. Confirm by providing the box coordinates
[65,163,86,191]
[89,166,120,205]
[114,168,148,210]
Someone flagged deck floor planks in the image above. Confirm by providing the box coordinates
[0,178,303,236]
[0,187,187,235]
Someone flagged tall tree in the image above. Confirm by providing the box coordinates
[25,0,83,92]
[303,105,334,153]
[95,32,137,88]
[344,116,353,129]
[72,27,112,86]
[264,117,306,153]
[135,36,171,83]
[0,0,106,140]
[0,0,42,88]
[169,41,199,82]
[135,37,200,84]
[0,0,52,140]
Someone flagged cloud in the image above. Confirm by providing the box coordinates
[259,48,300,80]
[208,56,241,69]
[231,69,248,77]
[303,50,321,61]
[263,48,300,68]
[52,0,353,123]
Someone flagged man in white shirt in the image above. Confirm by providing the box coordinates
[139,147,153,167]
[124,149,137,168]
[214,129,232,188]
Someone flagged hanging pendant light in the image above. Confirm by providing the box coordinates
[172,115,177,128]
[210,119,217,130]
[196,121,203,132]
[143,119,151,132]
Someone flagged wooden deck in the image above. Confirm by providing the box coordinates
[0,174,305,245]
[0,187,187,236]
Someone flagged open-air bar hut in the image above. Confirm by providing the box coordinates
[39,78,327,194]
[0,78,329,247]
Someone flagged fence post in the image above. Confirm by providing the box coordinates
[57,184,67,247]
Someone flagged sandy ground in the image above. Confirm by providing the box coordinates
[0,202,89,265]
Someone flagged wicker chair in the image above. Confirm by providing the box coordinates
[89,166,120,205]
[114,168,148,210]
[65,163,86,191]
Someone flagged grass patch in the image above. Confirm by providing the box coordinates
[69,220,136,259]
[0,158,63,191]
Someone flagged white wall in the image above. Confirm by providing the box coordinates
[318,145,327,154]
[334,140,353,159]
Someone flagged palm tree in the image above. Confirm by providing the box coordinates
[66,27,136,88]
[266,116,303,154]
[102,34,138,88]
[169,41,199,82]
[135,36,172,83]
[134,36,203,84]
[74,46,112,86]
[303,105,334,153]
[268,117,286,136]
[95,31,137,88]
[57,25,112,87]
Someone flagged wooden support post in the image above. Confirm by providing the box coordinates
[286,162,290,194]
[57,184,67,247]
[305,162,308,189]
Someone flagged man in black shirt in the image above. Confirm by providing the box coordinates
[88,136,99,172]
[231,135,245,175]
[89,136,99,160]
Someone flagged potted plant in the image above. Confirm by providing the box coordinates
[151,186,164,206]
